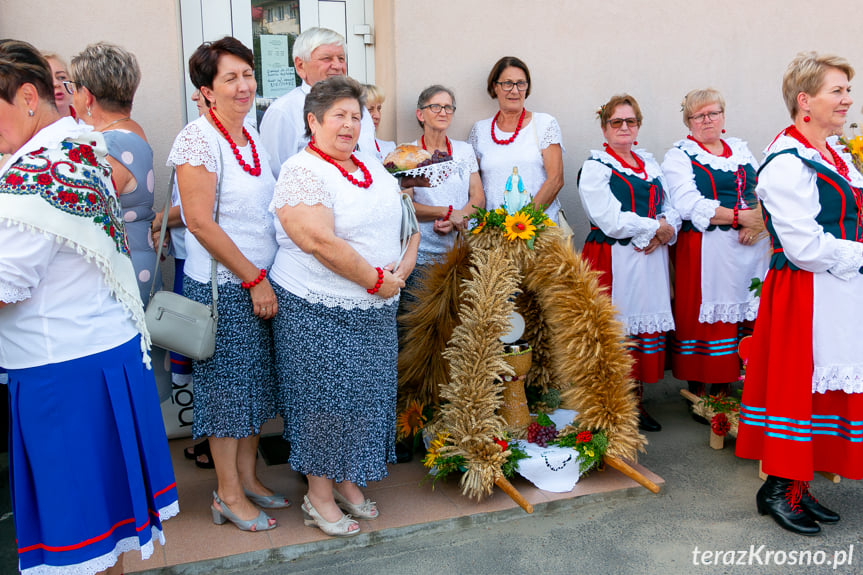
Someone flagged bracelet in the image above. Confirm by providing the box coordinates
[367,267,384,295]
[732,205,739,229]
[241,268,267,289]
[442,205,453,222]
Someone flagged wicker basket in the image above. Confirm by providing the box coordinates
[500,347,532,436]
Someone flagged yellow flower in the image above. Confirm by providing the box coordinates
[471,220,486,234]
[503,212,537,241]
[396,400,426,439]
[848,135,863,159]
[495,207,508,216]
[544,218,556,227]
[423,432,450,469]
[584,448,595,458]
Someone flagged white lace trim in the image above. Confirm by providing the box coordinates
[393,158,474,188]
[691,198,720,231]
[826,240,863,281]
[658,208,682,233]
[698,300,759,324]
[19,522,171,575]
[813,365,863,394]
[767,135,863,189]
[304,289,398,311]
[674,137,758,172]
[540,116,563,149]
[623,312,675,336]
[0,277,29,304]
[166,122,217,172]
[589,148,664,180]
[270,164,333,211]
[631,224,658,249]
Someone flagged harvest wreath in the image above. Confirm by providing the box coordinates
[397,208,658,508]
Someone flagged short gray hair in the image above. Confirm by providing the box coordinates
[304,75,365,137]
[416,84,456,128]
[293,27,346,63]
[71,42,140,113]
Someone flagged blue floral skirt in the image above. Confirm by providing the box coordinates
[272,285,397,486]
[184,276,277,438]
[7,337,179,575]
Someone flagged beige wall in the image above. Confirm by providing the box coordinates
[0,0,185,199]
[375,0,863,236]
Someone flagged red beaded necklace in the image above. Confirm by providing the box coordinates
[687,135,732,158]
[603,143,647,180]
[785,125,850,181]
[491,108,525,145]
[308,141,373,189]
[209,108,261,176]
[421,135,452,156]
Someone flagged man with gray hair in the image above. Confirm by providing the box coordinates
[260,27,377,178]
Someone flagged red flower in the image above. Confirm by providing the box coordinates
[109,225,115,237]
[711,413,731,437]
[4,173,24,186]
[576,430,593,444]
[87,193,99,205]
[494,437,508,451]
[37,173,52,186]
[68,148,82,163]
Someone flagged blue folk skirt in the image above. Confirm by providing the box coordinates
[272,286,397,486]
[7,336,179,575]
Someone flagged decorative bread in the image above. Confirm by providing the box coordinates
[383,145,433,171]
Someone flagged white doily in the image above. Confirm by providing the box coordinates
[391,158,472,188]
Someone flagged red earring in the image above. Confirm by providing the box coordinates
[721,129,726,134]
[803,115,811,123]
[633,140,638,146]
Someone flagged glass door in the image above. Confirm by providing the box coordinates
[251,1,302,126]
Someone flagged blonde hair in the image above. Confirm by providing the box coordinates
[363,83,385,105]
[681,88,725,128]
[782,51,854,119]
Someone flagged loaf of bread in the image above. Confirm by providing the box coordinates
[383,145,432,171]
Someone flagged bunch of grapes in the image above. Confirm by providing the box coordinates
[527,422,558,447]
[415,150,453,168]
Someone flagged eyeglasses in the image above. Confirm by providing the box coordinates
[607,117,638,129]
[62,81,84,96]
[689,111,723,123]
[495,80,529,92]
[420,103,456,115]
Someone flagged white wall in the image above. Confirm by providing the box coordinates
[377,0,863,237]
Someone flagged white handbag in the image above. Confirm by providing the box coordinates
[144,166,221,361]
[395,192,420,271]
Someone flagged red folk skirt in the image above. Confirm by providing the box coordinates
[735,266,863,480]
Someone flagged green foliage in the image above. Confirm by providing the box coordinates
[536,412,554,427]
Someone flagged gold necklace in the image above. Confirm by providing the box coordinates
[98,116,131,131]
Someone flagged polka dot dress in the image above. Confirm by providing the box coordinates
[103,129,159,303]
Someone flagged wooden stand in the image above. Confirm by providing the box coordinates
[603,455,660,494]
[680,389,738,449]
[495,476,533,513]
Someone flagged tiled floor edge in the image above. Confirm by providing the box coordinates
[132,480,664,575]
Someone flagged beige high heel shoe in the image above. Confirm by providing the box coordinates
[332,488,379,519]
[302,495,360,537]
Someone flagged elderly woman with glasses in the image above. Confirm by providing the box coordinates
[662,89,769,406]
[469,56,564,222]
[577,93,680,433]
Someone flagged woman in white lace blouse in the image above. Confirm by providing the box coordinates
[270,76,419,537]
[469,56,564,222]
[168,37,286,533]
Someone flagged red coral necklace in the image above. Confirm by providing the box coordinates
[603,143,647,180]
[421,135,452,155]
[491,108,525,145]
[785,125,849,181]
[209,108,261,176]
[308,141,373,189]
[687,135,732,158]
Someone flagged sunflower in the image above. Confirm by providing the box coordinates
[423,432,450,469]
[471,220,486,234]
[396,400,427,439]
[503,212,537,241]
[544,217,556,227]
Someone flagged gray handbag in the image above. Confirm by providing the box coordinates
[395,192,419,271]
[144,164,222,361]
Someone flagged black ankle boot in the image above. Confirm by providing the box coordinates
[799,482,840,523]
[637,403,662,432]
[756,476,821,535]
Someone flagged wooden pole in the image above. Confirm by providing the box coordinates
[603,455,660,494]
[494,476,533,513]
